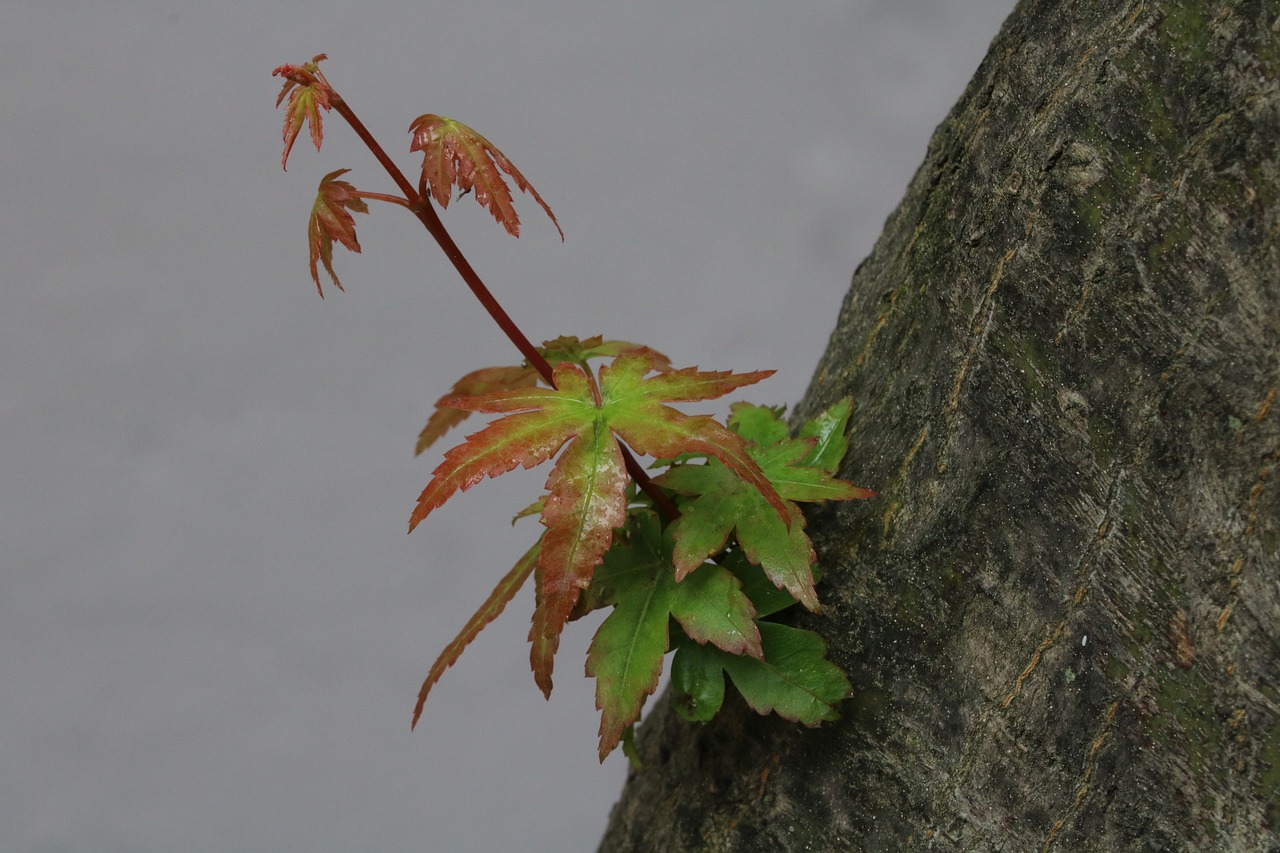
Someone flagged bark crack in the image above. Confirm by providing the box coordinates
[1040,700,1122,852]
[947,247,1017,414]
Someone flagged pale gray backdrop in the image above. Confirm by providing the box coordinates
[3,2,1015,851]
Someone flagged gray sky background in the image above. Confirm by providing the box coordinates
[4,3,1015,851]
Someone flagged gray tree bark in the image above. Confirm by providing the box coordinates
[599,1,1279,850]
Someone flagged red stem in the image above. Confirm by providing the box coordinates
[332,98,554,380]
[328,94,678,519]
[355,191,412,207]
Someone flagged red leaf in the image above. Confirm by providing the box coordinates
[415,365,539,456]
[408,114,563,240]
[528,420,628,696]
[272,54,333,171]
[307,169,368,297]
[408,407,580,533]
[536,336,672,373]
[411,538,540,729]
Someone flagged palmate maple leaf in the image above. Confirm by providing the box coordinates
[654,400,875,611]
[585,511,760,760]
[307,169,368,297]
[273,54,334,171]
[415,365,540,456]
[670,621,852,726]
[413,336,671,456]
[408,114,563,239]
[407,351,787,696]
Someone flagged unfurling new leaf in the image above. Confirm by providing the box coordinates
[408,114,563,239]
[273,54,334,170]
[307,169,368,297]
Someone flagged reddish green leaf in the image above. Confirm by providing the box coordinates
[415,365,539,456]
[407,386,587,534]
[598,355,789,524]
[410,353,779,702]
[273,54,333,171]
[411,538,540,729]
[414,339,669,456]
[408,114,563,239]
[307,169,368,297]
[585,512,759,759]
[529,418,628,697]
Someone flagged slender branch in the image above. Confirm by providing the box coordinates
[329,98,421,205]
[623,450,679,520]
[330,97,554,382]
[355,191,412,207]
[328,93,677,518]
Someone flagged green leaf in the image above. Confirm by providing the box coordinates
[722,622,851,722]
[670,633,726,723]
[727,402,790,447]
[723,549,799,619]
[410,538,540,729]
[673,621,851,726]
[655,419,870,610]
[410,352,779,697]
[797,397,854,472]
[585,511,759,760]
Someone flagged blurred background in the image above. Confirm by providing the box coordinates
[2,2,1015,850]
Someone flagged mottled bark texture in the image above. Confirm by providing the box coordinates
[600,1,1278,850]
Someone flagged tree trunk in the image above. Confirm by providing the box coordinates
[599,1,1279,850]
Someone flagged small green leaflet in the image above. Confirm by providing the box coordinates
[585,511,759,760]
[671,621,851,725]
[795,396,855,472]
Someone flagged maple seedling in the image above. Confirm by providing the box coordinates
[272,55,874,760]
